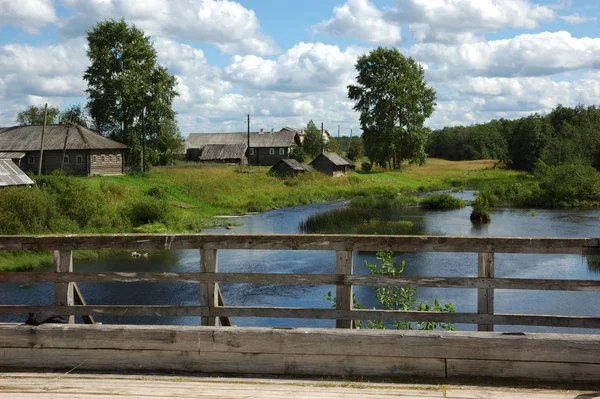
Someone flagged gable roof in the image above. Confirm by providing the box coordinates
[0,152,25,159]
[274,158,314,172]
[198,143,248,161]
[0,125,128,152]
[310,152,354,166]
[0,159,34,187]
[187,130,297,149]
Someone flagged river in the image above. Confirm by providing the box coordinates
[2,192,599,333]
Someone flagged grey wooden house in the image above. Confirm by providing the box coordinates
[309,152,355,176]
[0,124,128,176]
[270,158,314,177]
[186,130,298,166]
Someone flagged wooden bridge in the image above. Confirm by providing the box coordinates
[0,234,599,383]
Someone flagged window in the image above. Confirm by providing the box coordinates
[116,154,121,162]
[269,148,275,155]
[279,148,285,155]
[109,155,113,163]
[76,155,83,164]
[63,155,69,164]
[101,155,105,163]
[249,148,254,155]
[28,155,34,164]
[92,155,97,164]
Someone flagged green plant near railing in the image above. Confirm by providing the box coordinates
[326,251,455,331]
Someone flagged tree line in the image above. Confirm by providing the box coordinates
[427,104,600,172]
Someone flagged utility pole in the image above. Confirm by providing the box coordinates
[38,103,48,176]
[321,122,324,154]
[141,101,146,173]
[247,114,250,165]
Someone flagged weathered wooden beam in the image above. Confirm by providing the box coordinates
[335,250,353,329]
[53,250,74,324]
[477,251,494,331]
[3,272,600,292]
[200,248,218,326]
[0,305,208,317]
[1,234,598,254]
[72,282,95,325]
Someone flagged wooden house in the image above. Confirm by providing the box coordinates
[280,126,331,145]
[0,158,34,188]
[309,152,356,176]
[270,158,314,177]
[186,130,298,166]
[0,125,127,176]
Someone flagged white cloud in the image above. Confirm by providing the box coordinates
[314,0,401,45]
[413,31,600,78]
[224,42,365,93]
[560,13,597,24]
[58,0,278,55]
[0,0,57,33]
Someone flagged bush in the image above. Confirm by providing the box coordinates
[290,148,306,163]
[361,162,372,172]
[470,194,491,223]
[145,186,167,200]
[127,198,172,226]
[420,193,465,209]
[534,160,600,207]
[348,175,361,185]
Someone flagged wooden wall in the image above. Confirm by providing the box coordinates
[248,147,290,166]
[20,150,89,176]
[1,323,599,382]
[89,150,124,176]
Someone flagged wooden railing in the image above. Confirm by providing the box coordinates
[1,234,599,331]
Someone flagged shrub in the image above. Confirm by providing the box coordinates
[290,148,306,163]
[145,186,167,200]
[420,193,465,209]
[361,162,372,172]
[470,194,491,223]
[348,175,361,185]
[127,198,172,226]
[534,160,600,207]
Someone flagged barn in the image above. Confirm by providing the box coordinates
[309,152,356,176]
[186,130,298,166]
[270,158,314,177]
[0,124,127,176]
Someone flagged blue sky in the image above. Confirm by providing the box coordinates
[1,0,600,136]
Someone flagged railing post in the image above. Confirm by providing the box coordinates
[477,251,495,331]
[53,250,74,324]
[336,250,353,328]
[200,248,218,326]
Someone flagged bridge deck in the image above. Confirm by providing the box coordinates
[0,373,596,399]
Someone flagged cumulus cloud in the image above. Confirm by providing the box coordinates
[0,0,57,33]
[412,31,600,79]
[58,0,278,55]
[224,42,365,93]
[313,0,401,45]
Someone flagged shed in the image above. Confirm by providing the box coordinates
[270,158,314,177]
[0,124,127,176]
[198,143,248,164]
[0,158,34,187]
[309,152,356,176]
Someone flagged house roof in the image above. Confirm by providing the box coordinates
[0,152,25,159]
[273,158,314,172]
[310,152,355,167]
[0,159,34,187]
[187,131,297,149]
[198,143,248,161]
[0,124,128,152]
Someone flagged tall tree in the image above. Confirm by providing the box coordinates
[302,120,323,158]
[59,104,91,128]
[83,19,181,167]
[348,47,436,169]
[16,105,59,125]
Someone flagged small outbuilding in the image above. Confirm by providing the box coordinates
[270,158,314,177]
[0,158,34,188]
[309,152,355,176]
[198,143,248,164]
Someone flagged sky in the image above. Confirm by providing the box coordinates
[1,0,600,137]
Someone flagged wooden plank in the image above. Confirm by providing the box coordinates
[447,358,600,382]
[2,324,600,365]
[217,286,232,326]
[2,234,598,254]
[478,251,494,332]
[72,282,95,325]
[200,248,218,326]
[53,250,74,324]
[335,250,353,329]
[0,347,446,377]
[1,305,600,328]
[4,272,600,292]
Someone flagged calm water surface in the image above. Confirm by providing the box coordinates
[3,192,599,332]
